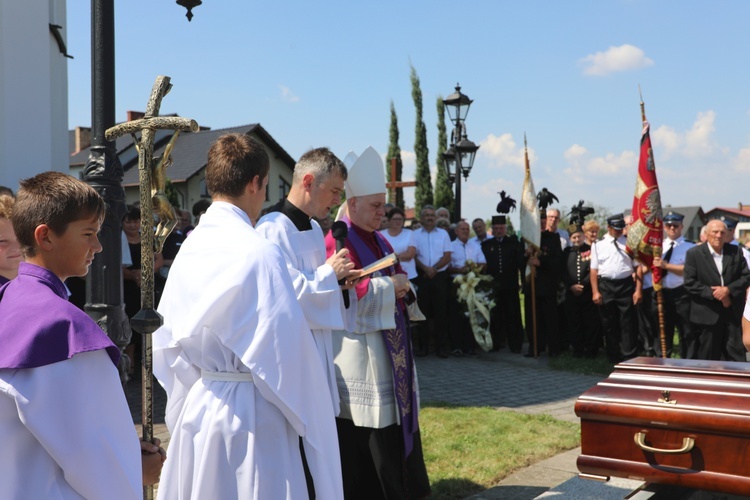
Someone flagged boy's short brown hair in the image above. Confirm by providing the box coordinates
[205,134,269,198]
[13,172,105,257]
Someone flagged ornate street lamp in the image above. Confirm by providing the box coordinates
[442,84,479,221]
[441,147,457,185]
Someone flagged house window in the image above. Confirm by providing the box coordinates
[200,178,208,198]
[279,176,291,201]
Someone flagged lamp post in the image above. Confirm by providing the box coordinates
[442,84,479,222]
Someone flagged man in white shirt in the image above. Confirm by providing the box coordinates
[546,208,570,250]
[471,217,491,245]
[412,205,452,357]
[448,220,486,356]
[590,214,641,363]
[651,211,696,358]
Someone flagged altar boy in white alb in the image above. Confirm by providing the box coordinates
[256,147,358,414]
[153,134,343,500]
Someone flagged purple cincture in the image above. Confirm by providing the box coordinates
[0,262,119,369]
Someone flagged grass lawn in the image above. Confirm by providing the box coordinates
[420,402,580,499]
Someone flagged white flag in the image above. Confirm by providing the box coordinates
[520,138,540,249]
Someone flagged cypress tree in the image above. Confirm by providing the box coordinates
[433,96,454,218]
[411,65,432,214]
[386,101,405,209]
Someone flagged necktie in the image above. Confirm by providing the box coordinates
[664,241,674,263]
[613,238,620,251]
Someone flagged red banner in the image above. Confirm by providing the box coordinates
[626,120,664,289]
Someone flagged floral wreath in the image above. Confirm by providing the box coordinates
[453,260,496,352]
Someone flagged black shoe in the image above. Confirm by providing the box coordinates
[451,349,463,357]
[437,351,449,358]
[523,352,535,358]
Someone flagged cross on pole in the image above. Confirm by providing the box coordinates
[106,75,198,500]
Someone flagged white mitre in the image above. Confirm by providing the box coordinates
[342,151,358,169]
[344,146,386,199]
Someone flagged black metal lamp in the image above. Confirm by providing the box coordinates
[443,84,473,125]
[176,0,202,21]
[456,137,479,179]
[441,147,457,184]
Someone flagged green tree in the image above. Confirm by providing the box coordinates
[433,96,454,218]
[386,101,405,209]
[411,65,432,214]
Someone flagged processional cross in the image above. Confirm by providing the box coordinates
[106,75,198,500]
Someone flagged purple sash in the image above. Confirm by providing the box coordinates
[346,222,419,457]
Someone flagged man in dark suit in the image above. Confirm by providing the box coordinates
[683,219,750,361]
[522,210,563,357]
[481,215,524,352]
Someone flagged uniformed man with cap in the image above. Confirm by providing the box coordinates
[651,210,696,358]
[590,213,642,362]
[481,214,524,352]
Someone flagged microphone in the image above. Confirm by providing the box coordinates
[331,221,350,309]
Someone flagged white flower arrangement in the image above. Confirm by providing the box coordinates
[453,261,496,352]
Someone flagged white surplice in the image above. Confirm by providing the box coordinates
[0,350,141,499]
[334,275,403,428]
[153,202,343,500]
[256,212,356,415]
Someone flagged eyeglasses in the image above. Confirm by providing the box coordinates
[665,223,680,228]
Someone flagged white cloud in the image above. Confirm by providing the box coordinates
[563,144,587,161]
[562,143,636,182]
[733,148,750,172]
[478,133,527,169]
[579,44,654,76]
[651,111,719,160]
[278,85,300,103]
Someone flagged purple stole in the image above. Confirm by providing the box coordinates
[0,262,119,369]
[346,221,419,457]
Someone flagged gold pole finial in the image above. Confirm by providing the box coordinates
[638,84,646,123]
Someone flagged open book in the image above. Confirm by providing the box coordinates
[359,253,399,277]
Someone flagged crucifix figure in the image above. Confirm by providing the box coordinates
[106,75,198,500]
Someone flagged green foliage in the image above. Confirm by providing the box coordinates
[411,65,433,214]
[386,101,405,209]
[165,179,180,209]
[434,96,455,218]
[421,403,580,498]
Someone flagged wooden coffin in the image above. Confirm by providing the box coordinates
[575,357,750,496]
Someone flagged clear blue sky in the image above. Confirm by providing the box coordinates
[66,0,750,227]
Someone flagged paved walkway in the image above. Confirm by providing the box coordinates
[127,348,645,499]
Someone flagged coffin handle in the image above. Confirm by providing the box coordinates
[634,431,695,454]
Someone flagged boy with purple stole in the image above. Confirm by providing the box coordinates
[0,172,164,499]
[325,147,430,499]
